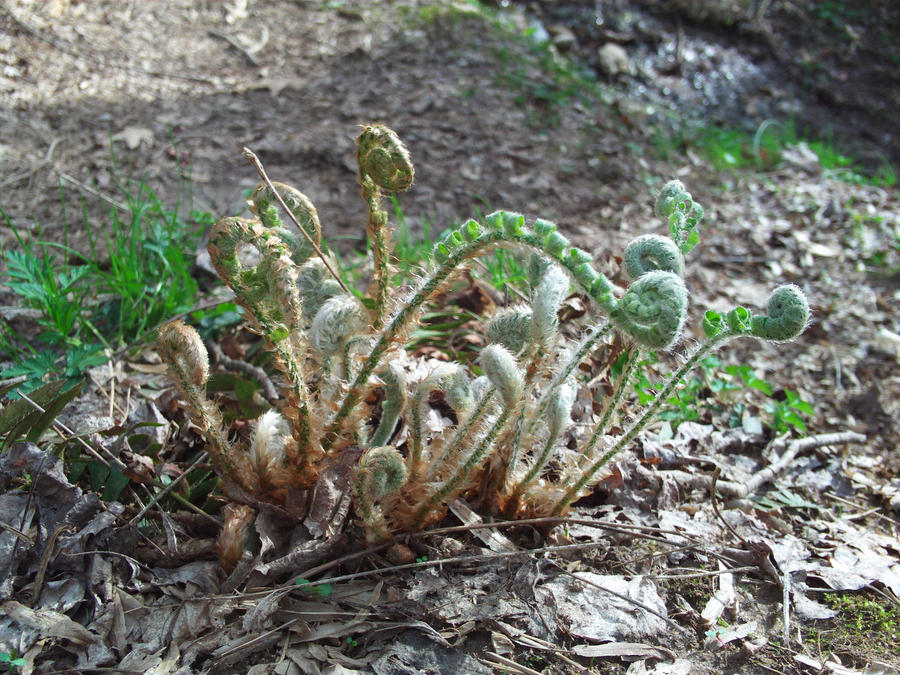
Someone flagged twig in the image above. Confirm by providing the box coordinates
[129,451,218,525]
[481,652,542,675]
[207,30,260,66]
[242,147,351,295]
[205,338,279,403]
[58,172,129,212]
[716,430,867,500]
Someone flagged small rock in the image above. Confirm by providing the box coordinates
[548,24,577,51]
[598,43,633,78]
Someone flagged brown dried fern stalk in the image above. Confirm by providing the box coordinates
[157,125,810,559]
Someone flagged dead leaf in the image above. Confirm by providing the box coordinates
[122,451,155,484]
[111,126,153,150]
[572,642,676,661]
[2,600,99,645]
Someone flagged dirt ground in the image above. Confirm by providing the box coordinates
[1,1,899,674]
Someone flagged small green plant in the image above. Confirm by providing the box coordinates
[804,591,900,666]
[0,175,207,393]
[158,126,809,556]
[0,650,25,670]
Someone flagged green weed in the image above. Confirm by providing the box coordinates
[1,171,208,394]
[804,590,900,666]
[656,118,897,187]
[630,355,812,435]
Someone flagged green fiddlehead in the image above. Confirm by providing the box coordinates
[357,124,415,331]
[353,445,409,543]
[655,179,704,254]
[250,181,322,264]
[622,234,684,279]
[750,284,810,341]
[612,270,688,349]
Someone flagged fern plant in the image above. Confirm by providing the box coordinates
[158,125,809,559]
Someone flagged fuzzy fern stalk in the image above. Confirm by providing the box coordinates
[358,124,414,330]
[353,446,408,544]
[157,321,257,494]
[548,283,810,517]
[157,125,811,549]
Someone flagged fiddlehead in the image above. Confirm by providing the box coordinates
[353,445,409,543]
[357,124,414,331]
[157,321,256,492]
[612,270,688,349]
[310,295,368,359]
[486,306,533,355]
[622,234,684,280]
[250,410,298,500]
[250,181,322,264]
[655,179,704,254]
[358,124,415,193]
[217,503,255,574]
[750,284,809,341]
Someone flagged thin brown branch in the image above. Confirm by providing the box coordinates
[242,147,351,295]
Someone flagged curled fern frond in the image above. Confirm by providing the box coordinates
[622,234,684,279]
[354,445,409,543]
[357,124,415,193]
[480,344,524,408]
[250,181,322,262]
[613,270,688,349]
[157,319,209,390]
[311,295,367,358]
[217,503,255,574]
[750,284,810,341]
[655,180,703,254]
[486,306,533,355]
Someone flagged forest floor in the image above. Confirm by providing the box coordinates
[1,1,899,674]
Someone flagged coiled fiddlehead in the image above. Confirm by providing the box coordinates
[250,181,322,264]
[353,445,409,543]
[250,410,298,500]
[217,503,255,574]
[157,321,256,493]
[622,234,684,280]
[655,180,704,254]
[612,270,688,349]
[310,295,368,359]
[486,306,533,355]
[358,124,415,331]
[750,284,809,341]
[358,124,415,193]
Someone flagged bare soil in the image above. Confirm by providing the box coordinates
[1,2,899,674]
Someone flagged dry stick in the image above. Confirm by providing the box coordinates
[205,338,278,403]
[716,430,867,500]
[711,467,790,644]
[482,652,542,675]
[129,451,219,525]
[242,147,351,295]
